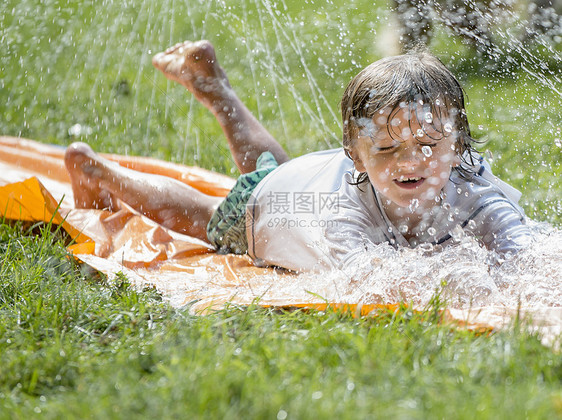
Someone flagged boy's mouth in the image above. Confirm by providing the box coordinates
[394,176,424,189]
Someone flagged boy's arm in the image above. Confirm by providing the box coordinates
[467,198,532,256]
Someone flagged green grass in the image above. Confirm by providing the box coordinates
[1,0,561,417]
[0,223,561,419]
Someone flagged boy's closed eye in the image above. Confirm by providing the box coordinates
[373,144,399,152]
[367,137,400,152]
[370,139,439,153]
[417,141,438,148]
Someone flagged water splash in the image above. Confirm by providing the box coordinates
[201,221,561,313]
[334,222,561,310]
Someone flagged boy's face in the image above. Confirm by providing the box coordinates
[351,104,460,211]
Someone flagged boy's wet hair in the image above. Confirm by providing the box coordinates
[340,50,480,182]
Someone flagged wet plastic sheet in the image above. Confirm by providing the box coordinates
[1,136,560,345]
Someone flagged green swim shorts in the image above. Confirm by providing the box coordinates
[206,152,279,254]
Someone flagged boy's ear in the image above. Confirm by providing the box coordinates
[347,147,366,172]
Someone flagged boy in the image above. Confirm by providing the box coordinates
[65,40,531,272]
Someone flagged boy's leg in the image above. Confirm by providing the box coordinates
[152,40,289,174]
[64,142,222,241]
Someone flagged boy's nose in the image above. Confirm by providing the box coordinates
[396,145,421,170]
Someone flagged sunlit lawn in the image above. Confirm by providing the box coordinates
[1,0,561,417]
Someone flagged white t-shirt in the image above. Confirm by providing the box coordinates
[246,148,531,272]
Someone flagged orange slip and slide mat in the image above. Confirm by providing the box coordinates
[1,136,560,345]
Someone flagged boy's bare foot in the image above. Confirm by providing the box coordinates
[152,39,290,173]
[152,40,231,108]
[64,142,118,211]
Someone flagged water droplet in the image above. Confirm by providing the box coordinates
[427,227,437,236]
[444,122,453,133]
[424,112,433,123]
[418,243,434,253]
[421,145,432,157]
[450,224,464,241]
[277,410,288,420]
[416,129,424,138]
[555,138,562,148]
[68,123,92,137]
[399,224,409,234]
[312,391,323,400]
[409,198,419,212]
